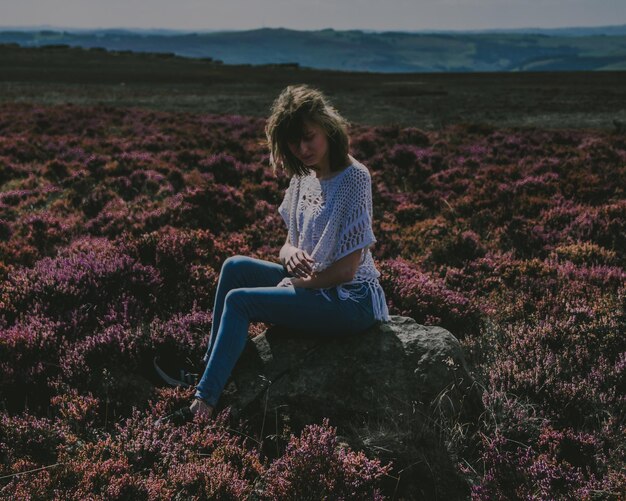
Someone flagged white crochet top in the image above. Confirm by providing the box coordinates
[278,155,390,323]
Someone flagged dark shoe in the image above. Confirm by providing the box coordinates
[154,356,199,387]
[155,405,194,426]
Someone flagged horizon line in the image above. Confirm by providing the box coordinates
[1,23,626,34]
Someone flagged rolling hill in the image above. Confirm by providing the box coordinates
[1,26,626,72]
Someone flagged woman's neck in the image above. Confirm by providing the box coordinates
[312,154,352,180]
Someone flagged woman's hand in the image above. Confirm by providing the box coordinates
[289,248,362,290]
[283,248,316,279]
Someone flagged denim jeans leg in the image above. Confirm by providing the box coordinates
[202,255,288,363]
[194,279,376,407]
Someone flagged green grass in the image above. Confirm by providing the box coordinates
[1,44,625,131]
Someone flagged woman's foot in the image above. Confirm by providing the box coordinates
[190,397,214,419]
[154,405,193,426]
[155,398,214,426]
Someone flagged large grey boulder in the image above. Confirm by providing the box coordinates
[221,316,484,500]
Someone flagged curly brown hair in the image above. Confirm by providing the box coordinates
[265,84,351,177]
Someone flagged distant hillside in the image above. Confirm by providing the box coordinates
[1,26,626,72]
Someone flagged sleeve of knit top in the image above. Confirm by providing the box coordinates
[278,176,296,244]
[325,167,377,264]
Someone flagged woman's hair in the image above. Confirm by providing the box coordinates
[265,84,350,177]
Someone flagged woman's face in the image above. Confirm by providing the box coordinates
[287,120,330,171]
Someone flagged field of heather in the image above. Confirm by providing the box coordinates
[0,102,624,499]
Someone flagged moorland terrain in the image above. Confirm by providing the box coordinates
[0,44,624,499]
[1,44,626,131]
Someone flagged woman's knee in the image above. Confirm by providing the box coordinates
[223,254,251,267]
[219,255,285,291]
[224,288,250,313]
[222,255,254,276]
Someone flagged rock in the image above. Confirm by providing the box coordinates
[221,315,484,500]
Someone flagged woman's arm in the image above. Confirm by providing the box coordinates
[290,248,362,289]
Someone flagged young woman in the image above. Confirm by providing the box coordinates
[160,84,390,423]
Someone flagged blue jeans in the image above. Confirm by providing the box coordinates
[194,255,378,407]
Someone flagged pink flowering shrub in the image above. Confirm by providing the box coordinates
[0,240,162,331]
[469,396,625,500]
[121,225,220,311]
[49,386,100,435]
[1,103,625,498]
[0,412,66,470]
[1,390,389,500]
[380,257,483,337]
[260,418,392,500]
[0,314,62,406]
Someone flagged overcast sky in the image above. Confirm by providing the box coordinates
[1,0,625,32]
